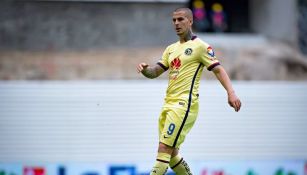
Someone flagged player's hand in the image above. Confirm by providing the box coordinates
[228,91,241,112]
[137,63,149,73]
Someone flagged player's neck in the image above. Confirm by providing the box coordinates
[179,30,193,43]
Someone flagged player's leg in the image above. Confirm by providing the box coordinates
[150,109,173,175]
[169,102,199,175]
[170,149,193,175]
[153,106,195,175]
[150,142,174,175]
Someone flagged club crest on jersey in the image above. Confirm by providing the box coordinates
[184,48,193,55]
[207,46,215,57]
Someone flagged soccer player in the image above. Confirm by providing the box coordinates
[136,8,241,175]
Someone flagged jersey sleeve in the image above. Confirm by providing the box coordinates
[200,45,220,71]
[157,46,169,71]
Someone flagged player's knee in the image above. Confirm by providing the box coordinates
[171,149,179,158]
[158,142,174,154]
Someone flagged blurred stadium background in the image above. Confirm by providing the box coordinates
[0,0,307,175]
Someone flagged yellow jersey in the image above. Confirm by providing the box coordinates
[157,36,220,109]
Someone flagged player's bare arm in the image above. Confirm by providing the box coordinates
[212,65,242,112]
[137,63,166,79]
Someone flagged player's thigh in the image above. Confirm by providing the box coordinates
[175,109,198,146]
[158,109,168,135]
[159,108,186,147]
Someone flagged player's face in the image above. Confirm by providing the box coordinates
[172,11,192,36]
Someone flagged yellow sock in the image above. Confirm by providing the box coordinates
[150,152,171,175]
[169,154,192,175]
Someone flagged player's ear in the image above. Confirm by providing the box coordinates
[189,19,193,26]
[187,15,193,25]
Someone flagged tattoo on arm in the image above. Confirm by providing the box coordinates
[142,65,165,79]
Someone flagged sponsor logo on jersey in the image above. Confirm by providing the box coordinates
[171,57,181,69]
[170,57,181,80]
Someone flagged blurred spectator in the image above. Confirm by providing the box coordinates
[211,2,227,32]
[192,0,210,32]
[299,0,307,55]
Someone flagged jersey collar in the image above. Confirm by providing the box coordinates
[191,35,197,40]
